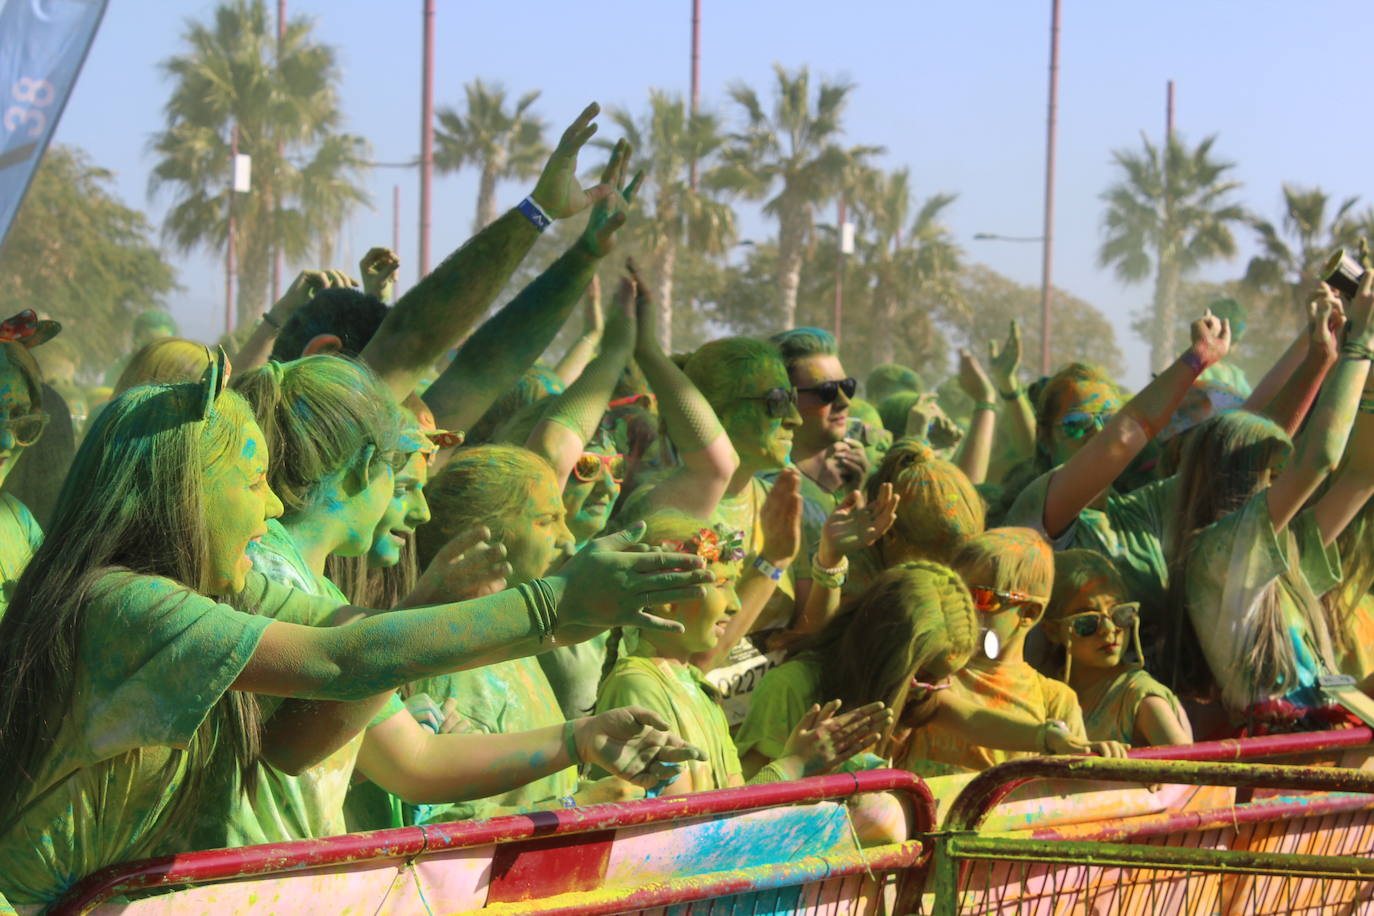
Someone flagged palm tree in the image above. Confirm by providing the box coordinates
[851,167,961,366]
[1098,133,1247,372]
[150,0,370,325]
[608,91,736,351]
[1244,184,1361,328]
[435,80,548,232]
[711,65,880,330]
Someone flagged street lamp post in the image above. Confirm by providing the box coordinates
[1039,0,1061,377]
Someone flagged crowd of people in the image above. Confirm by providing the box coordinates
[2,101,1374,909]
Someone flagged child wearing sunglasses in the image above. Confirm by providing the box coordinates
[904,528,1129,775]
[1043,550,1191,747]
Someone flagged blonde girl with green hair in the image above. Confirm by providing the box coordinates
[0,365,710,907]
[1042,550,1191,747]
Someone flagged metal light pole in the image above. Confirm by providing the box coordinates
[393,184,401,253]
[1038,0,1061,375]
[419,0,435,279]
[273,0,285,302]
[689,0,701,191]
[226,124,239,337]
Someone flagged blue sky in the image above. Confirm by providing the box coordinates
[46,0,1374,386]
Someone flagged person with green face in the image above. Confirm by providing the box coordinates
[0,360,712,907]
[0,312,58,618]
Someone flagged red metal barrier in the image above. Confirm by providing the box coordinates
[50,768,934,916]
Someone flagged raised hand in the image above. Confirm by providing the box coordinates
[1187,308,1231,369]
[818,482,899,565]
[551,523,714,631]
[531,102,616,220]
[1307,288,1345,365]
[927,413,965,451]
[625,257,659,355]
[760,467,804,568]
[573,706,706,789]
[828,437,869,491]
[988,319,1022,396]
[1345,267,1374,344]
[598,269,637,356]
[269,269,357,325]
[957,348,998,403]
[579,139,643,259]
[409,526,511,606]
[781,700,893,776]
[359,247,400,301]
[905,392,941,440]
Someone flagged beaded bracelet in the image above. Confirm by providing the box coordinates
[810,553,849,590]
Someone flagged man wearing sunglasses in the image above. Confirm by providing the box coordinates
[766,330,867,587]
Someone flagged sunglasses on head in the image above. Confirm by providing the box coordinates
[1060,410,1115,440]
[1064,602,1140,639]
[969,585,1046,614]
[798,377,858,405]
[573,452,626,483]
[0,411,48,448]
[741,387,799,419]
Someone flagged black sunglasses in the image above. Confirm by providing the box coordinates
[741,387,799,418]
[797,377,857,405]
[1065,603,1140,639]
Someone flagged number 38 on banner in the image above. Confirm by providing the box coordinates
[4,78,57,139]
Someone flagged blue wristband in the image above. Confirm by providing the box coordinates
[517,195,552,232]
[752,555,784,581]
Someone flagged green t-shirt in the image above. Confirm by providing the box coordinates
[1078,668,1187,745]
[214,520,403,848]
[0,571,334,906]
[1186,491,1342,715]
[0,493,41,618]
[409,654,577,822]
[734,656,822,762]
[596,654,742,791]
[537,632,611,720]
[1199,360,1253,397]
[1005,470,1177,625]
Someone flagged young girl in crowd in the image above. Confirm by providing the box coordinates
[1042,550,1191,747]
[595,510,891,793]
[0,311,57,615]
[1168,279,1374,732]
[0,364,710,907]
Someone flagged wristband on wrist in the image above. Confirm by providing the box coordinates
[559,795,578,809]
[1181,350,1207,374]
[1342,340,1374,362]
[998,386,1023,401]
[261,312,282,330]
[752,555,784,581]
[519,579,559,642]
[517,195,553,232]
[563,720,582,766]
[974,401,997,413]
[810,552,849,589]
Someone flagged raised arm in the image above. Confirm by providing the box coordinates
[230,269,356,372]
[526,274,636,484]
[1269,279,1374,534]
[954,348,997,485]
[364,103,614,403]
[1040,313,1231,538]
[621,259,739,519]
[554,278,604,385]
[422,140,640,437]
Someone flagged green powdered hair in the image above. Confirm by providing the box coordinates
[769,327,836,371]
[232,355,404,517]
[867,364,922,405]
[417,444,556,571]
[115,337,212,394]
[870,438,985,565]
[802,560,976,726]
[683,337,786,416]
[877,391,922,437]
[1033,362,1125,472]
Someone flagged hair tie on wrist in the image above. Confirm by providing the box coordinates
[1342,340,1374,362]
